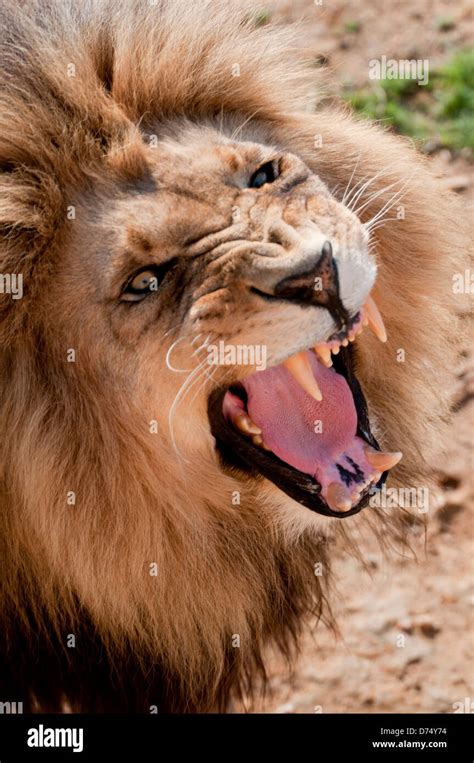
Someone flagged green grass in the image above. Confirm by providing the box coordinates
[343,49,474,154]
[344,20,361,34]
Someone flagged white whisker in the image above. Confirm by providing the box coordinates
[192,333,212,356]
[165,336,192,373]
[230,109,263,141]
[341,152,361,205]
[363,176,414,230]
[344,166,391,209]
[354,175,411,218]
[168,358,209,462]
[346,166,399,212]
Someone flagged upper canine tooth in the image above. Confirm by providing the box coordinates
[364,295,387,343]
[364,446,402,471]
[314,344,333,368]
[283,352,323,401]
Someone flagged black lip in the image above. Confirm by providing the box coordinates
[207,345,387,519]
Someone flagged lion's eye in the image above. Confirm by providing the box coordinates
[121,268,161,303]
[248,160,279,189]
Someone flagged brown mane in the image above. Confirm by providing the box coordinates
[0,0,466,712]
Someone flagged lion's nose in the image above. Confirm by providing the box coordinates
[274,240,338,301]
[273,241,349,330]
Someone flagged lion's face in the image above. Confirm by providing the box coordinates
[41,123,399,523]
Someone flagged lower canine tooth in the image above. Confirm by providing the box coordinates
[234,412,261,435]
[314,344,333,368]
[326,482,353,512]
[252,434,263,446]
[284,352,323,401]
[364,295,387,343]
[365,447,402,471]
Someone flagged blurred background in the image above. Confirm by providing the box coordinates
[242,0,473,713]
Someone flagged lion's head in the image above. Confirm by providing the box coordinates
[0,1,464,712]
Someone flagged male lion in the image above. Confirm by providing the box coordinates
[0,1,465,712]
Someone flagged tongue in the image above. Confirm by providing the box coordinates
[242,351,375,500]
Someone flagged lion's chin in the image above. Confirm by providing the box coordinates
[208,300,402,520]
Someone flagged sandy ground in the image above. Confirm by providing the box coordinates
[246,0,474,714]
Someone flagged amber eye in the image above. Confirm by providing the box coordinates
[248,160,279,189]
[121,258,178,303]
[121,268,161,303]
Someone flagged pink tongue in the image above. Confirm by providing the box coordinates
[242,352,371,494]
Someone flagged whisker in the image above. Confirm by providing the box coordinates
[165,336,192,373]
[346,166,400,212]
[168,358,209,462]
[354,175,411,218]
[187,362,217,408]
[363,177,414,229]
[344,166,391,209]
[341,152,361,205]
[230,109,263,141]
[192,333,212,357]
[366,217,400,235]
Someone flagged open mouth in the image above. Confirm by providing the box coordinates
[208,296,402,519]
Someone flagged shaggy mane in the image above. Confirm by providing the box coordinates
[0,0,467,712]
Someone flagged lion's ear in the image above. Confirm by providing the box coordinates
[0,164,65,333]
[0,165,65,257]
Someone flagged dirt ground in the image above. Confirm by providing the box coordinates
[247,0,474,714]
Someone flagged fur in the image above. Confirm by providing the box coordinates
[0,0,466,712]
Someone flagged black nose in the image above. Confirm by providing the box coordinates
[274,241,349,330]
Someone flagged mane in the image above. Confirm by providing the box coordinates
[0,0,467,712]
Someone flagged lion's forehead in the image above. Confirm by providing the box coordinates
[99,164,357,260]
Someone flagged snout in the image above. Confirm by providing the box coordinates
[273,241,350,331]
[247,240,351,332]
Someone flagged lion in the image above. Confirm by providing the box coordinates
[0,0,466,713]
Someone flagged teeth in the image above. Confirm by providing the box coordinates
[283,351,323,401]
[313,344,333,368]
[364,446,402,471]
[290,293,387,384]
[326,482,353,512]
[233,412,261,435]
[230,411,272,451]
[364,295,387,343]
